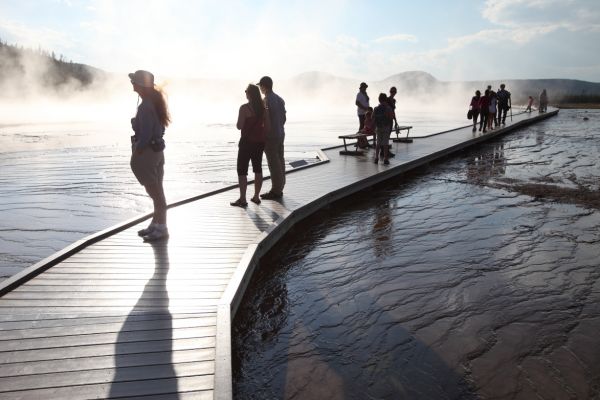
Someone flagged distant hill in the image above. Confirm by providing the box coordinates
[0,38,106,96]
[288,70,600,105]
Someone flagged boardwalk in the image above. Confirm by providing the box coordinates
[0,110,558,399]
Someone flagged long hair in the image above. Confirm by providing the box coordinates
[246,84,264,120]
[141,86,171,127]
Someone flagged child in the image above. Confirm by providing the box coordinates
[358,107,375,148]
[525,96,534,112]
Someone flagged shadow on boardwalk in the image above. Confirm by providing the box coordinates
[108,242,179,398]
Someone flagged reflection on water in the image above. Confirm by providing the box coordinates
[233,110,600,399]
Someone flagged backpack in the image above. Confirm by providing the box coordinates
[373,105,390,129]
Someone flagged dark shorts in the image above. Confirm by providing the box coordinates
[237,140,265,176]
[130,149,164,187]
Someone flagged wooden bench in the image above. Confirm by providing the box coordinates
[392,125,413,143]
[338,133,373,155]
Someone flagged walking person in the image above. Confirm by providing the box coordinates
[478,89,490,132]
[129,70,170,241]
[373,93,394,165]
[258,76,287,200]
[469,90,481,131]
[356,82,370,131]
[497,83,511,124]
[230,84,267,207]
[525,96,534,112]
[487,90,497,131]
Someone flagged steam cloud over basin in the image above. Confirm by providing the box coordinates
[233,109,600,399]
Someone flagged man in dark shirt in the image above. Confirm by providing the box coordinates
[497,83,511,125]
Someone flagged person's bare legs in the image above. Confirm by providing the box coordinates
[144,182,167,225]
[237,175,248,203]
[252,173,262,203]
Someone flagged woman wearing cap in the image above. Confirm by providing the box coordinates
[230,84,267,207]
[129,70,171,241]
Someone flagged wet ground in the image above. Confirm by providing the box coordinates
[0,111,465,280]
[233,110,600,399]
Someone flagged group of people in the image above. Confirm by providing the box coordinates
[355,82,399,164]
[469,85,550,132]
[468,84,512,133]
[128,70,286,242]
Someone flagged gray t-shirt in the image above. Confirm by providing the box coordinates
[265,91,286,140]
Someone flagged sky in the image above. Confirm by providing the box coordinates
[1,0,600,83]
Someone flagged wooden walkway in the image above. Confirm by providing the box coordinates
[0,109,558,399]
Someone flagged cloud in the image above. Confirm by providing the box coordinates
[0,17,74,50]
[373,33,418,43]
[482,0,600,32]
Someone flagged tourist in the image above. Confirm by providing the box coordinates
[478,89,490,132]
[358,107,374,148]
[539,89,548,112]
[373,93,394,165]
[230,84,266,208]
[128,70,170,241]
[469,90,481,131]
[356,82,370,131]
[387,86,399,131]
[488,90,497,131]
[258,76,287,200]
[525,96,534,112]
[497,83,511,125]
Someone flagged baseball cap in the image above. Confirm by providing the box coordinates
[257,76,273,88]
[128,70,154,88]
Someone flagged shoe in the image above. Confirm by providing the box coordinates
[250,197,261,205]
[137,224,155,237]
[374,158,379,163]
[260,191,283,200]
[388,152,395,158]
[383,159,390,165]
[143,227,169,242]
[230,199,248,207]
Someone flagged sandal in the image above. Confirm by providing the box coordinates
[250,197,261,205]
[230,199,248,208]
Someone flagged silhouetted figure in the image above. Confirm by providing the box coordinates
[497,83,511,124]
[355,82,370,131]
[373,93,394,165]
[258,76,287,200]
[539,89,548,112]
[479,90,490,132]
[526,96,534,112]
[487,90,497,131]
[231,84,267,207]
[469,90,481,131]
[129,70,171,241]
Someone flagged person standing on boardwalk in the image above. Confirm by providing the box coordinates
[387,86,399,131]
[230,84,267,208]
[526,96,534,112]
[258,76,287,200]
[487,90,497,131]
[539,89,548,112]
[373,93,394,165]
[129,70,170,241]
[356,82,370,131]
[469,90,481,131]
[478,89,490,132]
[497,83,511,125]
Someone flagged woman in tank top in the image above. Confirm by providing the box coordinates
[230,84,267,207]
